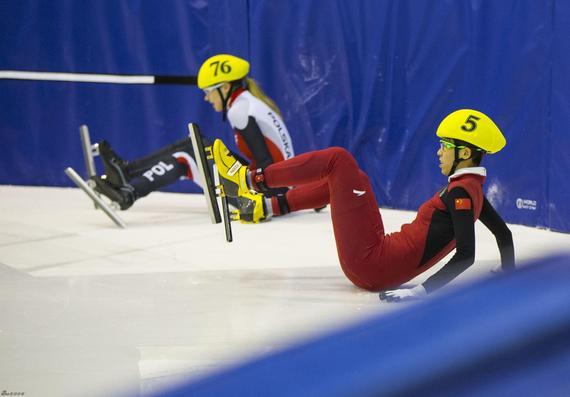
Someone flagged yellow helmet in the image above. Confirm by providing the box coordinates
[436,109,506,153]
[197,54,250,89]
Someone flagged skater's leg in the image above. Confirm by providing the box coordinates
[94,154,191,208]
[286,180,330,211]
[98,138,198,187]
[127,137,247,192]
[268,181,329,216]
[212,142,389,287]
[261,148,387,289]
[128,158,190,199]
[126,138,195,177]
[96,136,237,212]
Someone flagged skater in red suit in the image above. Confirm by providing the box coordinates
[92,54,326,218]
[211,109,515,299]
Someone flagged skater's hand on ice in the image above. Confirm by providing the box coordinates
[379,285,426,302]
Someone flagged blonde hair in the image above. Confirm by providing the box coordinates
[245,77,282,118]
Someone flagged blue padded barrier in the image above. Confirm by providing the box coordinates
[152,255,570,397]
[1,1,570,231]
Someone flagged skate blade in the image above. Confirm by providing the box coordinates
[65,167,127,228]
[188,123,222,225]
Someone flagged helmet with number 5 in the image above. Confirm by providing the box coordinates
[436,109,506,153]
[197,54,250,89]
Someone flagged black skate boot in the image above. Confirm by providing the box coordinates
[98,140,129,187]
[92,176,135,210]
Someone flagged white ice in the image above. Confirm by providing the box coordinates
[1,185,569,397]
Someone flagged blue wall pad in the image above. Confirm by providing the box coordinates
[1,1,569,232]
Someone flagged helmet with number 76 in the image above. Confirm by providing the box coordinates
[197,54,250,89]
[436,109,506,153]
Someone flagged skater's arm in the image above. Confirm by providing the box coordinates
[422,187,476,294]
[236,116,274,169]
[479,197,515,271]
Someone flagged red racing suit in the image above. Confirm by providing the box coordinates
[262,147,514,292]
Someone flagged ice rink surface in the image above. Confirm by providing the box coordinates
[1,185,569,397]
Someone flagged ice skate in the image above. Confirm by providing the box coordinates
[209,139,267,224]
[98,140,130,187]
[188,123,222,224]
[188,124,233,241]
[64,167,127,228]
[64,125,127,227]
[91,176,135,210]
[232,193,268,223]
[211,139,252,198]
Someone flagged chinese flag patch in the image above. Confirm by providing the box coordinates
[455,198,472,210]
